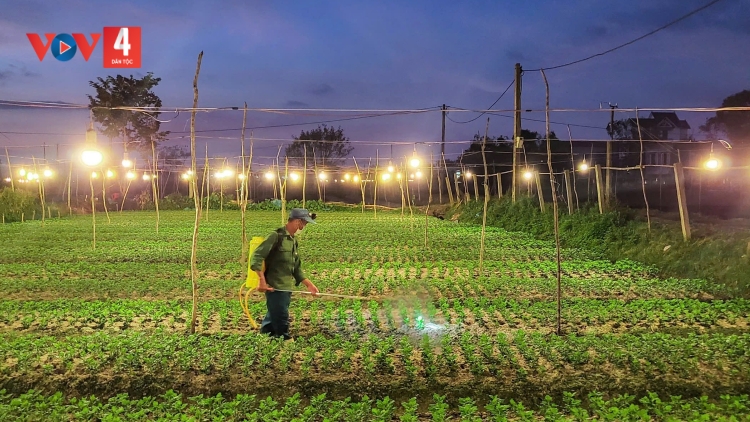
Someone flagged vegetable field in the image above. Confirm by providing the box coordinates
[1,210,749,421]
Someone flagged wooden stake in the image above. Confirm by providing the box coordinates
[541,69,563,337]
[89,175,96,249]
[445,176,454,205]
[121,158,134,213]
[353,157,365,213]
[190,51,204,335]
[479,118,490,273]
[151,140,159,233]
[496,173,503,199]
[535,172,545,212]
[424,152,433,248]
[4,147,13,192]
[635,109,651,231]
[594,164,604,214]
[564,170,574,215]
[302,145,307,208]
[373,150,379,218]
[240,102,248,276]
[442,153,453,205]
[454,176,461,205]
[67,160,73,215]
[472,175,480,201]
[674,162,691,241]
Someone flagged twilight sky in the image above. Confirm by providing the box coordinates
[1,0,748,170]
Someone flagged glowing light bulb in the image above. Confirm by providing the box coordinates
[43,169,53,178]
[106,170,115,179]
[318,172,327,181]
[290,172,300,181]
[523,171,533,180]
[122,159,133,168]
[126,171,136,180]
[353,175,360,182]
[579,162,589,172]
[265,171,274,180]
[410,158,420,168]
[142,174,151,181]
[387,165,394,173]
[19,169,26,177]
[415,171,423,178]
[91,171,99,179]
[344,173,351,181]
[705,158,720,170]
[81,150,103,167]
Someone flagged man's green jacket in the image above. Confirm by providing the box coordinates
[250,227,307,290]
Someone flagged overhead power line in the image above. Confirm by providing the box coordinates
[526,0,726,71]
[445,79,515,124]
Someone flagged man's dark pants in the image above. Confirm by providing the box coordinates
[260,291,292,340]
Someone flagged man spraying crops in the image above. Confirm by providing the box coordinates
[251,208,319,340]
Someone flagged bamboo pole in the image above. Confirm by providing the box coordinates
[479,119,490,273]
[282,155,289,223]
[472,174,480,201]
[248,131,254,204]
[151,140,159,233]
[204,145,210,221]
[189,51,204,335]
[353,157,365,213]
[405,161,414,230]
[101,167,110,224]
[535,172,545,212]
[313,147,322,202]
[67,160,73,215]
[4,147,14,192]
[275,146,284,224]
[635,109,651,231]
[424,152,434,249]
[566,125,579,210]
[33,157,45,225]
[240,102,248,275]
[594,164,604,214]
[302,145,307,209]
[445,176,454,205]
[373,150,379,218]
[564,170,574,215]
[674,162,691,241]
[89,173,96,249]
[541,69,563,336]
[496,173,503,199]
[442,153,454,206]
[121,158,134,213]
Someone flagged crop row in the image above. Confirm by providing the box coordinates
[1,212,602,265]
[2,330,748,398]
[1,297,747,336]
[2,389,748,421]
[0,265,728,301]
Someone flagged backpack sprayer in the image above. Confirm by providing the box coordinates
[239,236,371,330]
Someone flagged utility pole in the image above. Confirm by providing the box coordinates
[440,104,446,204]
[606,102,617,205]
[512,63,522,202]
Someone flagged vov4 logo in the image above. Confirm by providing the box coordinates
[27,27,141,68]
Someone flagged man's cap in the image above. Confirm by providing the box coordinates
[289,208,317,223]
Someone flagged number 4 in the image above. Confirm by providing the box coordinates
[114,27,131,57]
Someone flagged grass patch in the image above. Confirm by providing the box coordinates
[448,196,750,296]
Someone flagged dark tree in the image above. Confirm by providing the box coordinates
[607,119,640,140]
[700,90,750,146]
[285,125,354,168]
[87,73,169,155]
